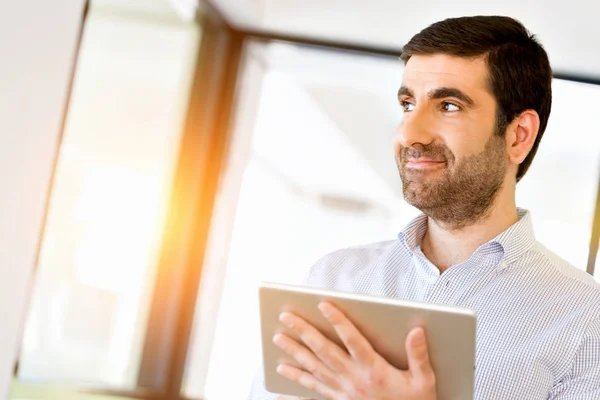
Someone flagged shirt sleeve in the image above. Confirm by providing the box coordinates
[548,314,600,400]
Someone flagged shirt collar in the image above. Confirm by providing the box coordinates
[398,208,536,267]
[398,213,428,253]
[492,208,536,266]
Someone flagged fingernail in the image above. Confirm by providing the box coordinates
[411,328,425,346]
[318,302,332,317]
[279,312,293,327]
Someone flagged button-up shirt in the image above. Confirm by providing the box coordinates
[248,209,600,399]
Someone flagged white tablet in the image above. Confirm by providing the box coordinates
[259,281,476,400]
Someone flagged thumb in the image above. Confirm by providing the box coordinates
[406,327,434,380]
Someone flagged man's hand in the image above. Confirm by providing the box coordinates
[273,302,436,400]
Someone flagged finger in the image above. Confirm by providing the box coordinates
[279,312,349,373]
[277,363,338,400]
[406,327,435,381]
[318,302,376,365]
[273,333,340,389]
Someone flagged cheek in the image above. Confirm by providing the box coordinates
[430,119,465,158]
[442,117,490,157]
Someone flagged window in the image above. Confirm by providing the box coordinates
[182,41,600,400]
[516,79,600,270]
[182,41,418,400]
[17,1,200,389]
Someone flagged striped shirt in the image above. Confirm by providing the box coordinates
[248,209,600,399]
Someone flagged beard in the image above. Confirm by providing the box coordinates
[396,133,508,230]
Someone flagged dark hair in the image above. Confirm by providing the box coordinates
[400,16,552,182]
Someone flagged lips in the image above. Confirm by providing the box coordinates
[405,159,446,169]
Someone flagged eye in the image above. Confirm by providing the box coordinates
[400,100,415,112]
[441,102,461,112]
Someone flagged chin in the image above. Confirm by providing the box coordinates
[403,191,437,210]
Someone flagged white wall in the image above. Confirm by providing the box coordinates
[0,0,86,397]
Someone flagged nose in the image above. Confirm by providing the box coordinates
[395,109,436,149]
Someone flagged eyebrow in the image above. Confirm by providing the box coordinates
[397,85,475,106]
[397,86,414,99]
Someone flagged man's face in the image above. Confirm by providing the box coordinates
[394,54,509,228]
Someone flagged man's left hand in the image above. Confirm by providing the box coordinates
[273,302,437,400]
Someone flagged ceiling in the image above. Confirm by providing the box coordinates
[209,0,600,80]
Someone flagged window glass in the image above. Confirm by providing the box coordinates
[18,2,200,388]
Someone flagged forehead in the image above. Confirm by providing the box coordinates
[402,54,491,96]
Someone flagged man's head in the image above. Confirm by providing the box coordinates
[394,16,552,228]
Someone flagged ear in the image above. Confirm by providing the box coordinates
[505,110,540,166]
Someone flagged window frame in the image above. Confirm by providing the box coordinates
[12,1,244,400]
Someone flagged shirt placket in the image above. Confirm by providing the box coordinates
[424,255,502,305]
[413,254,442,302]
[424,274,453,303]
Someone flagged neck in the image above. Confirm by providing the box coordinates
[420,181,519,273]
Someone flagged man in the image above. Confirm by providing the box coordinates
[248,15,600,400]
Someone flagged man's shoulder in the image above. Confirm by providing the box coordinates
[319,239,402,267]
[328,239,400,258]
[305,239,402,287]
[527,241,600,299]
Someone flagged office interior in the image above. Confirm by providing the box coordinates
[1,0,599,399]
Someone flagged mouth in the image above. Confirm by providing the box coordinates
[404,159,446,170]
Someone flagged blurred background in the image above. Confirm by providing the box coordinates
[1,0,599,400]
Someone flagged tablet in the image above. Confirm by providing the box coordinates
[259,281,476,400]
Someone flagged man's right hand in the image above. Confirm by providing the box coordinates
[276,396,312,400]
